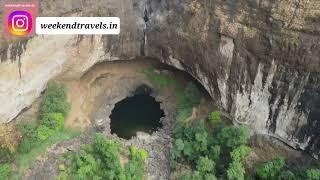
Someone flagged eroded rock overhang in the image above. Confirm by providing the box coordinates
[0,0,319,157]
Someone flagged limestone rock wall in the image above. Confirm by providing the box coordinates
[0,0,319,157]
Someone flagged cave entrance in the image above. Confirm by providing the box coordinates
[109,85,164,139]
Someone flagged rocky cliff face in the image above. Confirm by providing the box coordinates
[0,0,319,157]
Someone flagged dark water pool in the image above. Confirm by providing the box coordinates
[110,94,164,139]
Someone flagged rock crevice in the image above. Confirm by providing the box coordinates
[0,0,320,157]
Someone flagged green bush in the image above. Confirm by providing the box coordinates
[16,122,37,137]
[279,170,296,180]
[17,122,39,154]
[227,161,245,180]
[74,149,100,179]
[18,137,40,154]
[177,169,217,180]
[215,126,249,151]
[37,125,55,141]
[209,111,223,125]
[125,146,148,180]
[171,110,251,179]
[58,134,144,180]
[41,113,64,131]
[172,121,209,163]
[208,145,221,162]
[196,156,215,175]
[305,169,320,180]
[39,82,70,120]
[230,145,251,163]
[92,134,124,179]
[256,156,285,179]
[0,163,11,180]
[7,81,77,179]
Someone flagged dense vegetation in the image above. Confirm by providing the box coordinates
[0,68,319,180]
[58,134,148,180]
[0,81,79,180]
[169,78,320,180]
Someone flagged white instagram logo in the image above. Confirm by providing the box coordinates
[12,15,29,31]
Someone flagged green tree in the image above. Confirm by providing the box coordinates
[196,156,215,175]
[75,150,99,180]
[208,145,221,162]
[216,126,249,151]
[227,161,245,180]
[230,145,251,163]
[171,139,184,163]
[305,169,320,180]
[256,156,285,179]
[92,134,124,179]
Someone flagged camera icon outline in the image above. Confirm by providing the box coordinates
[12,14,29,32]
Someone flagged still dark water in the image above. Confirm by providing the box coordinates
[110,94,164,139]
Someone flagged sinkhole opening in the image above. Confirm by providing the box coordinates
[110,86,164,139]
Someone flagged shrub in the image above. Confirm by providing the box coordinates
[196,156,215,175]
[279,170,296,180]
[37,125,55,141]
[0,124,21,152]
[39,82,70,120]
[216,126,249,151]
[125,146,148,180]
[41,113,64,131]
[305,169,320,180]
[227,161,245,180]
[92,134,123,178]
[175,121,209,162]
[230,145,251,163]
[209,111,223,125]
[17,122,39,154]
[16,122,37,137]
[0,163,11,179]
[74,150,99,179]
[208,145,221,162]
[58,134,138,180]
[18,137,39,154]
[256,156,285,179]
[177,169,217,180]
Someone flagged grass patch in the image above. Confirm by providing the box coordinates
[12,129,80,180]
[143,68,173,90]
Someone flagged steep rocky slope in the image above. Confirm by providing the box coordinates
[0,0,319,157]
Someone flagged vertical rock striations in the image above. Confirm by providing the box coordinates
[0,0,319,157]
